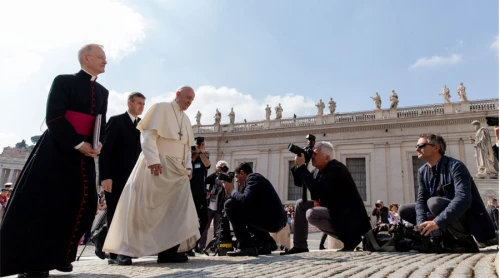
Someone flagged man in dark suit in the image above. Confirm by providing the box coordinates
[222,162,287,256]
[399,133,498,253]
[486,198,499,231]
[282,141,371,255]
[98,92,145,265]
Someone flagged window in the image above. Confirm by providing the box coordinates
[346,158,367,201]
[412,156,426,201]
[288,160,301,200]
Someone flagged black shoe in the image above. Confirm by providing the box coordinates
[95,248,105,260]
[280,246,309,256]
[319,245,326,250]
[18,272,49,278]
[194,246,203,254]
[259,241,278,255]
[55,263,73,272]
[339,237,362,251]
[227,247,258,257]
[157,254,189,263]
[185,250,195,257]
[109,255,132,265]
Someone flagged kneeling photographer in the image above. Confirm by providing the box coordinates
[399,134,497,253]
[222,162,287,256]
[283,141,371,254]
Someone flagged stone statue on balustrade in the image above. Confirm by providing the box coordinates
[265,104,271,120]
[439,85,451,104]
[195,110,202,125]
[370,92,381,110]
[214,108,221,125]
[316,99,325,116]
[469,120,498,178]
[389,90,399,109]
[275,103,283,120]
[328,98,336,114]
[457,82,468,102]
[228,107,235,124]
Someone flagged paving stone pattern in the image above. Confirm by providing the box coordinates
[7,245,497,278]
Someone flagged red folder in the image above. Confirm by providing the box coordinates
[65,110,95,136]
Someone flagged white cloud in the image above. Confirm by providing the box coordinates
[490,36,499,51]
[0,0,147,91]
[409,53,462,70]
[105,86,318,126]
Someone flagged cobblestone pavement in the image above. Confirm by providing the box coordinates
[6,243,498,278]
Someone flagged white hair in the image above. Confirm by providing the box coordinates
[315,141,334,161]
[216,160,229,168]
[176,85,194,93]
[78,43,103,64]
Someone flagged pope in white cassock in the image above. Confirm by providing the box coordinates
[103,86,200,263]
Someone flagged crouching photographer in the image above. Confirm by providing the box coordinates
[282,141,371,255]
[222,162,287,256]
[399,134,498,253]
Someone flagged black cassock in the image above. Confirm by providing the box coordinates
[0,70,108,276]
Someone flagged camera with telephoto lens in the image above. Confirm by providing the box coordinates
[217,165,235,183]
[287,134,316,165]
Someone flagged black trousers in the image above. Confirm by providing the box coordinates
[192,194,209,238]
[224,198,285,248]
[399,197,470,241]
[105,185,126,258]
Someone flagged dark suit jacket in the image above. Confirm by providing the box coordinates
[292,159,371,238]
[99,112,141,192]
[231,173,287,232]
[486,205,499,230]
[415,155,496,242]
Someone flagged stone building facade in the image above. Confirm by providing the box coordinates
[194,99,499,207]
[0,147,29,186]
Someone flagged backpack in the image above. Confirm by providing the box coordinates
[363,223,398,252]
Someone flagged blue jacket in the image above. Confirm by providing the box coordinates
[416,155,496,242]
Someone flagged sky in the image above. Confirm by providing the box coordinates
[0,0,498,150]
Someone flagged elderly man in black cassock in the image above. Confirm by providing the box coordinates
[0,43,109,278]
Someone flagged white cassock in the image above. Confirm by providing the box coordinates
[103,101,200,257]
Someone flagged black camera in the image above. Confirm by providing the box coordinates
[486,116,499,126]
[375,203,381,208]
[288,134,315,164]
[217,171,235,183]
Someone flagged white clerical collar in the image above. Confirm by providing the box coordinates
[171,100,182,112]
[81,68,97,81]
[126,111,136,123]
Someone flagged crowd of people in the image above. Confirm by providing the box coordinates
[0,43,498,278]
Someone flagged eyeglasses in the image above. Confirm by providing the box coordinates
[416,143,433,149]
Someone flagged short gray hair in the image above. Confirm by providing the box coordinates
[216,160,229,168]
[419,133,446,155]
[176,85,193,93]
[78,43,104,64]
[315,141,334,161]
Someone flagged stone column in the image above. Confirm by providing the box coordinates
[389,108,398,119]
[0,168,3,186]
[373,143,389,204]
[460,101,470,113]
[388,143,404,204]
[375,109,383,120]
[7,169,14,183]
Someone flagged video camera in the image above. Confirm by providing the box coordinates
[486,116,499,126]
[287,134,316,164]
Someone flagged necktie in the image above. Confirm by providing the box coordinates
[133,119,138,127]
